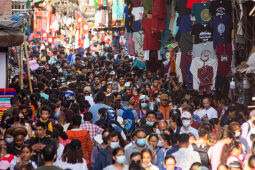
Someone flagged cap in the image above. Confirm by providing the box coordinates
[139,95,149,101]
[160,94,168,100]
[124,82,131,87]
[83,86,91,93]
[110,71,115,75]
[181,111,192,119]
[250,110,255,117]
[70,139,81,150]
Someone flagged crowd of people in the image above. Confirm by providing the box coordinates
[1,38,255,170]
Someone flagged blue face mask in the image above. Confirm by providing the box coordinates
[5,138,14,144]
[146,121,154,126]
[142,162,152,168]
[182,120,191,127]
[116,155,126,164]
[141,103,148,108]
[110,141,119,149]
[137,138,146,147]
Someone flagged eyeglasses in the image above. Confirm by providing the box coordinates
[141,101,147,103]
[131,160,141,164]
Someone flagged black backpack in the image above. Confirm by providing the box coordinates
[192,144,210,168]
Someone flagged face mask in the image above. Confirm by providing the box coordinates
[146,121,154,126]
[182,120,191,127]
[116,155,126,164]
[155,129,162,135]
[56,65,60,69]
[235,131,241,138]
[110,141,119,149]
[156,98,160,103]
[137,138,146,147]
[142,162,152,168]
[141,103,148,108]
[5,138,14,144]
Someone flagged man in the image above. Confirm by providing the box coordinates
[91,129,111,169]
[159,93,172,121]
[3,96,20,117]
[84,86,95,106]
[241,110,255,151]
[94,75,102,91]
[191,125,210,167]
[218,97,229,119]
[80,112,104,139]
[26,122,56,166]
[172,134,201,170]
[66,114,92,166]
[125,128,154,164]
[94,131,120,170]
[89,92,110,123]
[140,111,157,135]
[35,145,62,170]
[157,120,168,134]
[118,75,126,93]
[178,111,199,139]
[201,97,218,121]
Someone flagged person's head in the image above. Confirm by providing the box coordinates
[62,139,84,164]
[130,152,142,165]
[141,148,153,168]
[40,105,51,121]
[160,134,171,147]
[41,145,56,163]
[146,111,157,126]
[0,139,7,156]
[20,145,33,162]
[202,97,211,109]
[209,118,220,130]
[112,148,125,165]
[221,141,242,164]
[35,121,47,139]
[72,114,82,127]
[13,127,27,148]
[248,155,255,170]
[181,111,193,128]
[152,78,159,88]
[148,134,158,149]
[164,155,176,170]
[83,112,93,123]
[229,161,242,170]
[169,110,182,130]
[221,127,234,144]
[4,128,13,144]
[217,164,228,170]
[207,132,218,146]
[178,134,190,148]
[102,129,111,145]
[108,131,119,150]
[218,97,229,110]
[190,162,202,170]
[134,128,147,147]
[160,94,169,106]
[229,122,241,138]
[139,95,149,109]
[158,120,168,132]
[250,110,255,122]
[198,125,210,139]
[94,92,105,103]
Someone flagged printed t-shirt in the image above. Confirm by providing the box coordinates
[142,18,161,50]
[216,42,232,76]
[210,15,232,47]
[192,23,213,44]
[192,41,216,59]
[132,7,144,21]
[209,0,232,16]
[186,0,211,9]
[175,0,191,16]
[191,1,211,24]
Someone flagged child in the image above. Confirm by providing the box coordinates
[38,105,53,136]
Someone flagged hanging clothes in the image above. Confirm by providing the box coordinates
[216,42,232,76]
[151,0,167,31]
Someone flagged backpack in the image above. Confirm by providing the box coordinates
[121,108,135,131]
[192,144,210,168]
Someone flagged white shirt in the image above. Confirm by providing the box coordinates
[194,109,206,119]
[172,148,201,170]
[131,7,144,21]
[85,95,95,106]
[179,126,199,139]
[241,120,253,151]
[60,158,88,170]
[204,107,218,120]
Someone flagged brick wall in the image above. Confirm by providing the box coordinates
[0,0,12,20]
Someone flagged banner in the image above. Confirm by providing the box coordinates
[34,9,47,38]
[0,53,7,88]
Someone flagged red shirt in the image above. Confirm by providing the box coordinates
[186,0,211,9]
[216,42,232,76]
[142,18,161,50]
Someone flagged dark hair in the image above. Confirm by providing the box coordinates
[72,114,82,126]
[220,141,241,164]
[217,164,228,170]
[112,147,124,157]
[62,144,84,164]
[35,121,47,129]
[148,133,158,142]
[248,155,255,169]
[94,92,105,103]
[42,145,56,162]
[21,144,33,153]
[129,162,142,170]
[161,134,171,146]
[198,125,210,138]
[133,128,146,137]
[169,112,182,127]
[130,152,142,161]
[178,134,190,145]
[108,131,119,139]
[146,111,157,118]
[190,162,201,170]
[164,155,176,163]
[141,148,152,158]
[40,105,51,115]
[84,112,93,121]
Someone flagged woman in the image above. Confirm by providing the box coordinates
[135,95,149,119]
[208,127,234,170]
[0,139,15,169]
[60,139,88,170]
[103,147,128,170]
[159,134,172,152]
[7,127,27,157]
[10,145,37,170]
[163,155,182,170]
[29,94,40,121]
[141,148,159,170]
[224,141,243,167]
[169,110,182,133]
[13,112,32,138]
[148,134,164,170]
[52,128,65,167]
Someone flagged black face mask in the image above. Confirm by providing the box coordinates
[102,136,108,144]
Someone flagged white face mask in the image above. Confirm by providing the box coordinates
[116,155,126,164]
[182,120,191,127]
